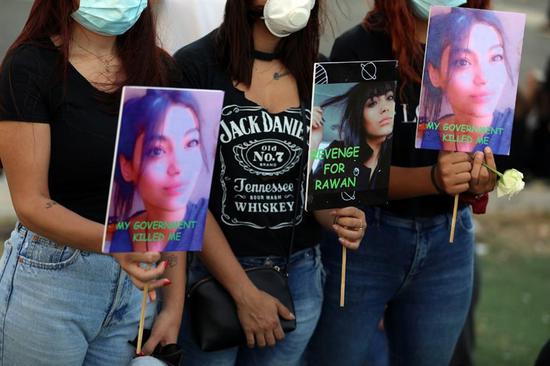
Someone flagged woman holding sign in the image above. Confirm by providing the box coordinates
[174,0,366,364]
[307,1,498,365]
[0,0,185,364]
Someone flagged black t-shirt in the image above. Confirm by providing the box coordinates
[174,31,320,257]
[0,40,118,223]
[330,25,456,217]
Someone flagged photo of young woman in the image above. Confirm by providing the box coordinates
[308,80,397,209]
[105,88,222,253]
[416,6,526,155]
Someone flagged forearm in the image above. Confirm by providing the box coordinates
[198,211,257,305]
[159,251,186,319]
[15,195,104,252]
[1,123,103,252]
[388,166,439,200]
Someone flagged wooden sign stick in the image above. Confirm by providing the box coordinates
[340,246,347,307]
[136,282,149,355]
[136,261,152,355]
[449,194,459,243]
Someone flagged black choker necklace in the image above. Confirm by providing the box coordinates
[253,49,280,61]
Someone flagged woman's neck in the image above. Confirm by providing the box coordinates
[252,20,280,53]
[414,17,428,44]
[70,22,117,56]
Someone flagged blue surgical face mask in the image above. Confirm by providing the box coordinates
[71,0,147,36]
[410,0,467,20]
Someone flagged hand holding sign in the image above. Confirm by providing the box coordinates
[434,151,472,195]
[330,206,366,308]
[469,147,497,194]
[104,87,224,356]
[331,207,366,250]
[112,252,169,290]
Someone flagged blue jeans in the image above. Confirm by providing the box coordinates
[307,207,475,366]
[0,223,155,366]
[179,246,324,366]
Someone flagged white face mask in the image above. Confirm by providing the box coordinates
[263,0,316,38]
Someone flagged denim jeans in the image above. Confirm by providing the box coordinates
[307,206,475,366]
[0,223,155,366]
[179,246,324,366]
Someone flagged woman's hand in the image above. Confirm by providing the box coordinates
[331,206,367,250]
[235,286,295,348]
[468,147,497,194]
[434,151,472,195]
[310,106,325,151]
[141,308,181,355]
[112,252,169,290]
[198,211,293,348]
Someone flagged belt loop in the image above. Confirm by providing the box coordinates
[16,222,27,240]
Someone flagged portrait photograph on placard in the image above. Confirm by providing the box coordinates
[102,86,223,253]
[416,6,526,155]
[306,61,398,210]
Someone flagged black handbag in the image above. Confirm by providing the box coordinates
[187,266,296,352]
[186,107,308,352]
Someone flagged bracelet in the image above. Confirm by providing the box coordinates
[430,164,446,195]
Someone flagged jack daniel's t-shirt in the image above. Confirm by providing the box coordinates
[174,31,320,257]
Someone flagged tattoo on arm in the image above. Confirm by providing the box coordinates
[166,254,177,268]
[45,200,58,209]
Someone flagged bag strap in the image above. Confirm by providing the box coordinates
[282,105,309,269]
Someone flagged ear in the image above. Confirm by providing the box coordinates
[427,63,443,89]
[119,155,135,183]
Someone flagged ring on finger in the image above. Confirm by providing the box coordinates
[333,215,339,225]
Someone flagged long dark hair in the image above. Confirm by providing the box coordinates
[321,81,396,148]
[421,7,513,122]
[216,0,324,101]
[364,0,491,99]
[114,89,206,220]
[1,0,173,96]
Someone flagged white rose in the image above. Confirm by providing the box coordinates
[496,169,525,199]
